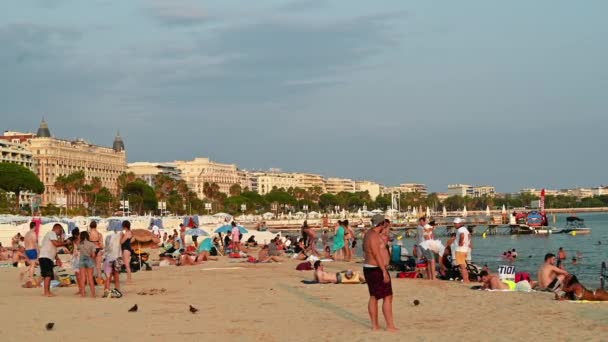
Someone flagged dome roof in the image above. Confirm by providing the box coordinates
[113,131,125,152]
[36,118,51,138]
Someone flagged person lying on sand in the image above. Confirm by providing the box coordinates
[313,261,366,284]
[556,274,608,301]
[479,271,510,290]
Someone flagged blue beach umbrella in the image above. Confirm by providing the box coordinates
[185,228,208,236]
[107,219,124,232]
[215,225,248,234]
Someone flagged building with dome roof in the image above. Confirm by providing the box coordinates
[25,119,127,206]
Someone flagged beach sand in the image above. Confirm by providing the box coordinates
[0,259,607,342]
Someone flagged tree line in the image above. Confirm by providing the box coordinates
[2,162,608,215]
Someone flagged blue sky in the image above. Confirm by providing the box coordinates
[1,0,607,192]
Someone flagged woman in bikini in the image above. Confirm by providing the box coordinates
[120,220,133,283]
[88,221,104,277]
[557,274,608,301]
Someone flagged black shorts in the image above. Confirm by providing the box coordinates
[39,257,55,279]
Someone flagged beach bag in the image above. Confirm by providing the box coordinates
[397,271,417,279]
[229,252,241,258]
[296,262,313,271]
[515,272,531,283]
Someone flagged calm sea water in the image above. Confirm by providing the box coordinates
[395,213,608,287]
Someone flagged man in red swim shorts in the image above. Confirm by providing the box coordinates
[363,215,397,332]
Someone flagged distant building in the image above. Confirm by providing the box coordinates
[252,171,298,195]
[0,139,35,170]
[448,184,473,197]
[398,183,428,196]
[592,187,608,197]
[325,177,355,194]
[0,137,37,205]
[127,162,181,188]
[355,180,382,199]
[436,192,449,202]
[567,188,594,199]
[520,188,560,197]
[449,184,495,197]
[472,185,496,198]
[293,173,326,192]
[174,157,245,199]
[0,131,36,144]
[25,119,127,206]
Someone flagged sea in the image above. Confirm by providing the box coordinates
[393,213,608,288]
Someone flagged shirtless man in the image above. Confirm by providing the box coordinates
[479,271,510,290]
[362,215,397,332]
[313,261,365,284]
[256,245,282,263]
[537,253,569,292]
[22,222,39,281]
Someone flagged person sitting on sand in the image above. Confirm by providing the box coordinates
[313,261,365,284]
[246,235,258,247]
[556,274,608,301]
[479,270,511,290]
[196,238,218,261]
[537,253,569,292]
[251,245,281,263]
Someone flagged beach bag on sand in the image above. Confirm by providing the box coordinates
[397,271,418,279]
[229,252,241,258]
[296,262,313,271]
[515,272,530,283]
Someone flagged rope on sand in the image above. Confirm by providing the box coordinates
[277,283,370,328]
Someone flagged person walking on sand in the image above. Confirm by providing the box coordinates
[22,222,39,281]
[120,220,134,283]
[332,221,345,261]
[78,231,97,297]
[363,215,397,332]
[104,230,122,298]
[39,224,69,297]
[231,221,241,252]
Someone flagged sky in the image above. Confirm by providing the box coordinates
[1,0,607,193]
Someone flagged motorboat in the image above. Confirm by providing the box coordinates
[555,216,591,235]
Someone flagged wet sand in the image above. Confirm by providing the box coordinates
[0,259,607,341]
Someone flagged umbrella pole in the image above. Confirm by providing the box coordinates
[138,241,142,271]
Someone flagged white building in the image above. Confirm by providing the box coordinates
[355,180,382,199]
[174,157,244,199]
[449,184,495,198]
[127,162,181,188]
[252,171,298,195]
[398,183,428,196]
[592,187,608,197]
[325,177,355,194]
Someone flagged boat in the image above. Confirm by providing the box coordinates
[555,216,592,235]
[509,211,555,235]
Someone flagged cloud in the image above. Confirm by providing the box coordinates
[145,0,209,26]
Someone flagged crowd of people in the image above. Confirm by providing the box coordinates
[4,213,606,334]
[6,220,135,298]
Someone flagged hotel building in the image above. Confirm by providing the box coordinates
[127,162,181,188]
[354,180,382,199]
[25,120,127,205]
[325,177,355,194]
[174,157,247,198]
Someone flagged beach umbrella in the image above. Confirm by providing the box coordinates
[185,228,208,236]
[215,224,248,234]
[107,219,123,232]
[463,206,468,217]
[442,206,447,218]
[412,207,418,217]
[486,205,491,217]
[502,205,507,215]
[426,206,431,218]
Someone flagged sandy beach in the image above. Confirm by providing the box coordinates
[1,258,607,342]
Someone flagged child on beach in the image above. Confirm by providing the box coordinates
[78,231,97,297]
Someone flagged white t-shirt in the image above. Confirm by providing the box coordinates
[416,225,425,244]
[105,233,122,262]
[39,231,58,260]
[151,225,160,236]
[456,227,470,253]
